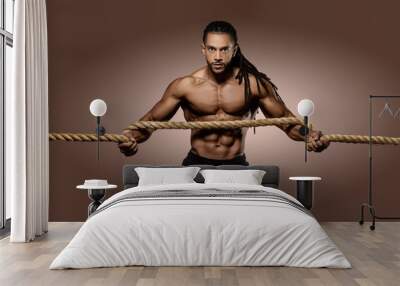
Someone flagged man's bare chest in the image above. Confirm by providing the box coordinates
[183,81,251,116]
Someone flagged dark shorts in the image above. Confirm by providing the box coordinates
[182,150,249,166]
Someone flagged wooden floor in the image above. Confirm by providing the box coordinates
[0,222,399,286]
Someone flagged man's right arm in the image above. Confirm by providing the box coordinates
[119,77,186,156]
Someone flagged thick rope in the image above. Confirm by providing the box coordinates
[48,117,400,145]
[48,132,400,145]
[127,117,303,130]
[48,133,129,143]
[322,135,400,145]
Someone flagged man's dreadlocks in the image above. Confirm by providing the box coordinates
[202,21,284,117]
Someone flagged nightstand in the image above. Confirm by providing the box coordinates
[77,180,117,217]
[289,176,322,210]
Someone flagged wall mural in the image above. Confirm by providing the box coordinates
[49,21,400,166]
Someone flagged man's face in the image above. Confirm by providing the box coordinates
[202,32,237,74]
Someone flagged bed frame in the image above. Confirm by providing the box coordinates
[122,164,280,190]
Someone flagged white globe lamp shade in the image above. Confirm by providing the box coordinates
[90,99,107,117]
[297,99,314,117]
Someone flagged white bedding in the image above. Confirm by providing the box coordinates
[50,183,351,269]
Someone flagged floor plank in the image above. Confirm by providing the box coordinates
[1,222,399,286]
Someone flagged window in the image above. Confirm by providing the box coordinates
[1,0,14,232]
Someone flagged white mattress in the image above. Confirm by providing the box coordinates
[50,183,351,269]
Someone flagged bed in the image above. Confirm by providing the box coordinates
[49,164,351,269]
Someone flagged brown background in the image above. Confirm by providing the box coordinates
[47,0,400,222]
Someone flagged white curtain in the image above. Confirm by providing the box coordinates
[7,0,49,242]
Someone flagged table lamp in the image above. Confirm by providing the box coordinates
[297,99,314,162]
[89,99,107,160]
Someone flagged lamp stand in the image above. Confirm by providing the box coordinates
[299,116,309,162]
[95,116,106,160]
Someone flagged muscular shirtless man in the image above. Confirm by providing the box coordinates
[119,21,330,165]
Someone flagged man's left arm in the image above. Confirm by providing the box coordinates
[256,80,330,152]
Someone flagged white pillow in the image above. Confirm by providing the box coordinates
[200,169,266,185]
[135,167,201,186]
